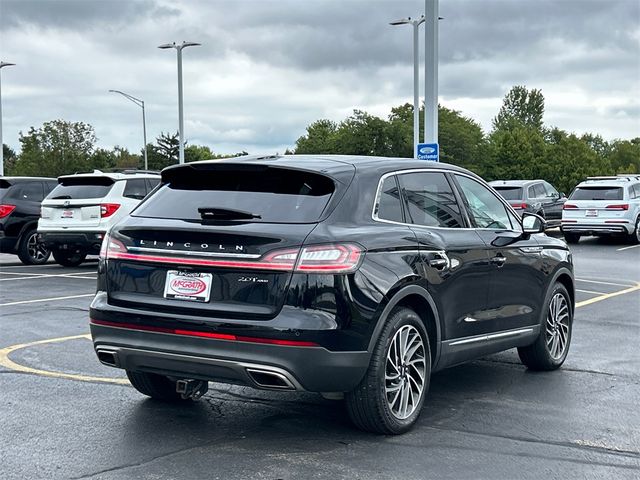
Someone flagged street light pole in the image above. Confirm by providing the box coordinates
[109,89,148,170]
[158,41,201,164]
[390,16,424,159]
[0,61,16,176]
[424,0,439,144]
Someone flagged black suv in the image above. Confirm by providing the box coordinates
[90,156,575,434]
[0,177,57,264]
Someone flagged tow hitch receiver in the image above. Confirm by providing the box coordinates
[176,379,208,400]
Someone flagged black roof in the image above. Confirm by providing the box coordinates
[162,155,470,183]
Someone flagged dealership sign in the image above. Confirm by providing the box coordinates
[417,143,439,162]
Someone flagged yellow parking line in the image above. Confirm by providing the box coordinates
[0,334,128,385]
[576,283,640,308]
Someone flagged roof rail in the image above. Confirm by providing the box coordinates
[585,175,639,182]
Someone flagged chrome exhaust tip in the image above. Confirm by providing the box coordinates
[96,349,118,367]
[246,368,296,390]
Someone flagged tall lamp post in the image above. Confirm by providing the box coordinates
[0,61,16,176]
[424,0,439,144]
[158,41,201,164]
[109,89,148,170]
[390,16,424,158]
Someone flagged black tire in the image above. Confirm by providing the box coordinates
[518,282,573,371]
[563,232,580,244]
[52,250,87,267]
[346,306,431,435]
[126,370,189,402]
[17,229,51,265]
[628,216,640,245]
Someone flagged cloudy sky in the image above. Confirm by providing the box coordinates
[1,0,639,155]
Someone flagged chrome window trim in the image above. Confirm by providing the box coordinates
[372,168,523,232]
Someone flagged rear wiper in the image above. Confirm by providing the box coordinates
[198,207,262,220]
[51,195,72,200]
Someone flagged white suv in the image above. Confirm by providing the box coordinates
[38,170,160,266]
[561,175,640,244]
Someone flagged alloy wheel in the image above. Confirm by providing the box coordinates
[385,325,426,420]
[27,232,49,262]
[545,292,570,360]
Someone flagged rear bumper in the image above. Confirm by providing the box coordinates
[40,231,106,254]
[561,222,632,235]
[0,234,18,253]
[89,294,370,393]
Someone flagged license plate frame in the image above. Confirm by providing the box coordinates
[61,209,74,218]
[163,271,213,303]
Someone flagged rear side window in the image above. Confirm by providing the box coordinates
[133,167,336,223]
[398,172,464,228]
[533,183,546,198]
[47,177,114,200]
[570,187,623,201]
[145,178,160,193]
[493,186,522,201]
[123,179,147,199]
[18,182,45,201]
[375,176,403,223]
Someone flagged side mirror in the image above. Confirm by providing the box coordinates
[522,212,546,234]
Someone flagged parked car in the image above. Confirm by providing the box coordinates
[90,156,574,434]
[489,179,566,228]
[39,170,160,266]
[0,176,57,264]
[561,175,640,244]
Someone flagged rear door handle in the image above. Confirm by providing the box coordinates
[491,255,507,267]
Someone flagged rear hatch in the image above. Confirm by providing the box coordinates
[563,185,627,221]
[104,162,353,320]
[492,186,526,210]
[40,176,115,229]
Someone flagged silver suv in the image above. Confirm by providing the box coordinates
[561,175,640,244]
[38,170,160,266]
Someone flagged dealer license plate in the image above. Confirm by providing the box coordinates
[163,271,213,303]
[585,209,598,217]
[61,210,74,218]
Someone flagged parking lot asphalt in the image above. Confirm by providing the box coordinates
[1,239,639,480]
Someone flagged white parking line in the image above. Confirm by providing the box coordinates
[617,244,640,252]
[575,278,636,288]
[576,289,607,295]
[0,272,97,281]
[0,293,94,307]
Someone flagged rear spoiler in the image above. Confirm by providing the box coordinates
[57,175,115,186]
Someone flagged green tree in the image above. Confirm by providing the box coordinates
[13,120,96,177]
[185,144,214,163]
[492,85,545,132]
[3,144,18,174]
[438,106,486,173]
[486,125,547,181]
[89,148,117,171]
[295,119,338,154]
[608,138,640,173]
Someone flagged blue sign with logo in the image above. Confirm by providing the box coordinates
[417,143,439,162]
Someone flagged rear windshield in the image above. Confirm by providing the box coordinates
[570,186,623,201]
[46,177,115,200]
[133,167,336,223]
[493,186,523,201]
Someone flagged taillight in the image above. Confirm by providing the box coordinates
[605,204,629,210]
[0,204,16,218]
[99,233,127,260]
[511,203,528,210]
[563,204,578,210]
[100,203,120,218]
[263,243,363,273]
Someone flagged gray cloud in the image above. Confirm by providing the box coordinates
[1,0,638,157]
